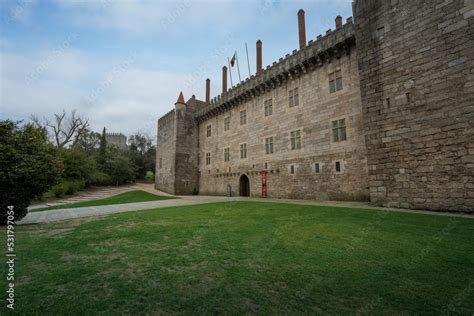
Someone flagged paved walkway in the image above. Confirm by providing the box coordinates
[19,185,473,225]
[19,196,229,224]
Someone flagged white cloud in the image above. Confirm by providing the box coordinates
[53,0,270,35]
[0,48,191,139]
[1,0,355,140]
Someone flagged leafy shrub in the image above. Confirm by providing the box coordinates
[0,121,62,224]
[87,171,113,186]
[58,148,96,183]
[51,180,85,197]
[145,171,155,182]
[102,147,136,186]
[66,179,85,195]
[51,182,68,198]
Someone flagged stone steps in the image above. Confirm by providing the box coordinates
[29,185,137,210]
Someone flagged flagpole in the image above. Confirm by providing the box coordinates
[227,57,233,87]
[236,51,242,83]
[245,42,251,77]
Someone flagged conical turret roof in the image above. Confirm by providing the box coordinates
[175,91,185,105]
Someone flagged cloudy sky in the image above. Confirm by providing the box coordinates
[0,0,352,139]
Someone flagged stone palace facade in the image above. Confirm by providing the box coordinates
[156,0,473,212]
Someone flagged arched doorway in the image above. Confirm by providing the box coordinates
[239,174,250,197]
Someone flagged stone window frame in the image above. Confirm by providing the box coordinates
[334,160,345,174]
[224,147,230,162]
[224,116,230,131]
[206,124,212,137]
[332,118,347,142]
[265,136,274,155]
[314,162,321,173]
[240,110,247,125]
[206,152,211,165]
[240,143,247,159]
[158,157,162,169]
[264,98,273,117]
[288,87,299,107]
[290,129,302,150]
[328,68,343,93]
[289,164,296,175]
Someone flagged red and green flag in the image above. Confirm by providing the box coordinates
[230,52,237,67]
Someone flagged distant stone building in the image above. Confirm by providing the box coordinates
[105,132,127,147]
[156,1,473,212]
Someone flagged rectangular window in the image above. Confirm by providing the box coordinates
[335,161,341,172]
[315,163,320,173]
[288,88,299,107]
[159,158,162,169]
[332,119,347,142]
[224,147,230,162]
[264,99,273,116]
[206,125,211,137]
[224,117,230,131]
[240,110,247,125]
[290,130,301,150]
[336,69,342,91]
[240,143,247,159]
[264,162,268,169]
[206,152,211,165]
[329,69,343,93]
[265,137,274,154]
[290,165,295,174]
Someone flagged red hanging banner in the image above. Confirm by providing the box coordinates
[261,171,267,198]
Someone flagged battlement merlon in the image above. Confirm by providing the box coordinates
[194,17,355,123]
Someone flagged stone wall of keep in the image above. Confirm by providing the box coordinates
[354,0,474,211]
[155,110,176,194]
[197,47,369,200]
[174,103,200,195]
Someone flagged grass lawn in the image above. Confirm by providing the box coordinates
[2,202,473,314]
[32,190,176,212]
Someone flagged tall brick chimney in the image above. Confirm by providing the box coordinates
[256,40,262,76]
[335,15,342,28]
[205,78,210,103]
[222,66,227,94]
[298,9,306,49]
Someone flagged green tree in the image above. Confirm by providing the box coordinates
[128,132,155,179]
[0,121,62,224]
[58,148,97,183]
[98,127,107,168]
[103,147,135,186]
[72,128,101,153]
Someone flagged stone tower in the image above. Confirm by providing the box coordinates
[155,92,205,195]
[353,0,474,211]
